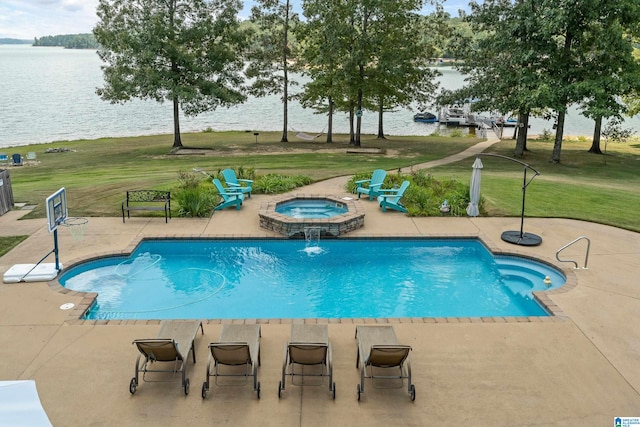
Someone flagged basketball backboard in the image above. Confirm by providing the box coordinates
[46,188,67,233]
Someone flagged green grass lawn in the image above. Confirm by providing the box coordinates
[4,130,640,232]
[0,236,28,257]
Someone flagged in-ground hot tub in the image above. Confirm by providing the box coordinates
[259,194,365,237]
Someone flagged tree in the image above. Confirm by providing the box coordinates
[367,1,439,139]
[581,20,640,154]
[94,0,247,148]
[544,0,640,162]
[443,0,556,157]
[247,0,300,143]
[299,0,436,145]
[622,39,640,117]
[298,0,351,143]
[601,117,634,165]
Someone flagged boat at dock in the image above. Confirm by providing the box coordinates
[413,112,438,123]
[438,105,483,127]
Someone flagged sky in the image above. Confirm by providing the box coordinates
[0,0,471,40]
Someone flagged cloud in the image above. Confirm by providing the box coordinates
[0,0,98,39]
[62,0,86,12]
[0,0,473,40]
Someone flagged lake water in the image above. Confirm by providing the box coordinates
[1,45,638,149]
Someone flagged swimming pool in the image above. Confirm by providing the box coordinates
[58,239,566,320]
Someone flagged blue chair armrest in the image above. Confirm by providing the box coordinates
[226,182,242,187]
[355,179,371,185]
[378,188,399,193]
[237,179,253,184]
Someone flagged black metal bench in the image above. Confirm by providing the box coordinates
[122,190,171,223]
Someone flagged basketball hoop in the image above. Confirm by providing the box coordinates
[61,217,88,241]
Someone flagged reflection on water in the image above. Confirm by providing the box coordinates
[1,45,638,148]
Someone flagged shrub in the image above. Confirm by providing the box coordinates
[449,128,464,138]
[229,166,256,181]
[174,170,216,217]
[538,128,552,141]
[253,173,313,194]
[174,186,217,217]
[345,170,478,217]
[177,169,205,190]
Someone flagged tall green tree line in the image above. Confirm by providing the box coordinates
[445,0,640,162]
[34,33,100,49]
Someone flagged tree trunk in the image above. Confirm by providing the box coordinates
[349,104,355,144]
[551,31,573,163]
[551,109,566,163]
[355,64,364,147]
[513,112,529,158]
[326,97,333,143]
[172,97,182,148]
[354,10,368,148]
[280,0,290,143]
[376,99,386,139]
[588,116,603,154]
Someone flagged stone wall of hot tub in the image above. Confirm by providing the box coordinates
[259,194,365,237]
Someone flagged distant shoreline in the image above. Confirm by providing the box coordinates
[0,39,31,45]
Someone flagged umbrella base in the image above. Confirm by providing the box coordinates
[501,230,542,246]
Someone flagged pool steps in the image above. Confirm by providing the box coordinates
[495,258,565,298]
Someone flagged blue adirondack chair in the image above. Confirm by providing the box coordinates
[356,169,387,201]
[212,178,244,211]
[11,153,23,166]
[377,181,410,213]
[221,169,253,198]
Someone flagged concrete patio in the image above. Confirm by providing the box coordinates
[0,176,639,426]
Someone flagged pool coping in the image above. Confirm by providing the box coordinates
[50,232,577,325]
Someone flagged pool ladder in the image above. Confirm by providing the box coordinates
[555,236,590,269]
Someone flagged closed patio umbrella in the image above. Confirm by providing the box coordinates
[466,157,483,217]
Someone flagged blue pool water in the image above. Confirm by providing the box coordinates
[275,199,348,218]
[58,239,566,320]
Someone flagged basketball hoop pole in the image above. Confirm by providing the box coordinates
[53,228,60,272]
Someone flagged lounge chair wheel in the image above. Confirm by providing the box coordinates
[256,382,261,399]
[278,381,283,399]
[410,384,416,401]
[201,382,208,399]
[184,378,190,396]
[357,384,362,401]
[332,382,336,399]
[129,377,137,395]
